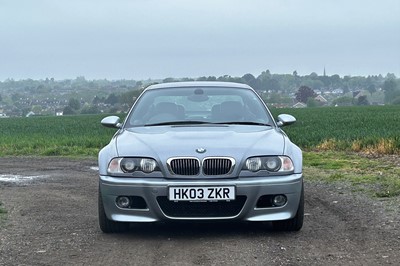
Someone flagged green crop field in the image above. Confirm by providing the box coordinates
[0,105,399,157]
[271,105,400,155]
[0,114,117,157]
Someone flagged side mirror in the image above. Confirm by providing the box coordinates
[276,114,296,127]
[101,116,122,128]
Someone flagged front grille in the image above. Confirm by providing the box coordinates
[167,157,235,176]
[203,158,233,175]
[168,158,200,175]
[157,196,247,218]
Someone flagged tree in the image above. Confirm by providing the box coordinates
[197,76,216,81]
[68,98,81,110]
[135,81,143,88]
[331,74,341,86]
[392,96,400,105]
[92,95,102,105]
[162,77,176,83]
[266,92,293,104]
[308,72,318,79]
[357,95,369,105]
[81,105,100,114]
[63,106,75,115]
[342,85,350,94]
[119,89,144,105]
[105,93,119,105]
[383,79,400,104]
[306,98,319,107]
[268,79,281,91]
[295,86,316,103]
[181,77,195,82]
[242,73,256,83]
[366,84,376,96]
[261,69,271,79]
[11,93,22,102]
[386,73,397,79]
[242,73,259,90]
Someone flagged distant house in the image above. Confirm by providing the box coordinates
[353,90,364,98]
[0,113,8,118]
[353,91,367,99]
[270,103,291,108]
[314,95,328,105]
[332,89,344,94]
[292,102,307,108]
[26,111,35,117]
[55,109,64,116]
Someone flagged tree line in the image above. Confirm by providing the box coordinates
[0,71,399,116]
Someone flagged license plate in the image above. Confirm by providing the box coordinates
[168,186,235,201]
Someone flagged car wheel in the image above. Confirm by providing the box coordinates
[272,183,304,231]
[98,188,129,233]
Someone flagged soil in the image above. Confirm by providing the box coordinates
[0,157,399,266]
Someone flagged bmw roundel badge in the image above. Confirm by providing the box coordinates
[196,148,206,153]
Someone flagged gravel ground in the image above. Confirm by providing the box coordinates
[0,157,399,266]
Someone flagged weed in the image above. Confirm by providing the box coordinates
[0,202,6,215]
[304,151,400,198]
[271,105,400,154]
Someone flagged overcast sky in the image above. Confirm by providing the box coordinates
[1,0,399,80]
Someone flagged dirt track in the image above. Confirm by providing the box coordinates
[0,157,399,266]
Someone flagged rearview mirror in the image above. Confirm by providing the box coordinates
[277,114,296,127]
[101,116,122,128]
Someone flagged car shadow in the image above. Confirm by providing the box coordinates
[113,221,297,240]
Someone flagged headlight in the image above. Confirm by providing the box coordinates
[121,158,137,172]
[140,158,157,173]
[243,156,294,173]
[264,157,281,171]
[245,157,262,172]
[107,157,159,174]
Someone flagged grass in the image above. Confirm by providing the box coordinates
[0,202,7,223]
[0,114,119,157]
[271,105,400,155]
[304,152,400,198]
[0,203,6,214]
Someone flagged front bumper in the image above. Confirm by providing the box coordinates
[99,173,303,222]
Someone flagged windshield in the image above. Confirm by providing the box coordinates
[124,86,273,127]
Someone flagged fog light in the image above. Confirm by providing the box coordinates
[116,196,130,208]
[273,195,287,207]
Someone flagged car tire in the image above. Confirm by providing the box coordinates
[272,183,304,231]
[98,188,129,233]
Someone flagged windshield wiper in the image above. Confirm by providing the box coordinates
[214,121,272,126]
[144,121,272,127]
[144,121,211,127]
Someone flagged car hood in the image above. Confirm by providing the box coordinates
[115,125,285,160]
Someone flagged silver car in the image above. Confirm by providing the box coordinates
[98,81,303,233]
